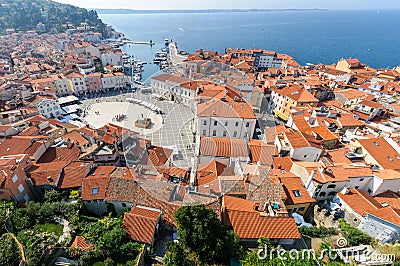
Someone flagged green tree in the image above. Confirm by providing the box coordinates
[43,190,62,203]
[80,216,142,264]
[165,241,198,266]
[0,201,14,234]
[0,234,20,266]
[10,208,33,231]
[172,204,243,265]
[338,219,372,246]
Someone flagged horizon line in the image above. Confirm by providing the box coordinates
[92,7,396,12]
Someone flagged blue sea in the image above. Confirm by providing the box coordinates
[98,10,400,80]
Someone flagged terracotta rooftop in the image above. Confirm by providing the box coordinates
[197,85,256,119]
[324,148,353,165]
[337,113,364,127]
[81,176,111,201]
[336,89,367,100]
[373,191,400,214]
[89,165,116,178]
[264,125,288,144]
[62,130,90,148]
[373,169,400,180]
[151,73,190,84]
[279,177,316,205]
[58,161,92,189]
[122,206,161,244]
[273,157,294,172]
[70,236,94,251]
[104,172,138,202]
[197,160,227,186]
[359,100,383,109]
[200,137,247,158]
[339,188,381,216]
[248,140,274,165]
[285,130,311,149]
[358,137,400,170]
[28,161,69,186]
[37,144,80,163]
[147,145,173,166]
[197,98,256,119]
[0,136,48,157]
[222,196,300,240]
[273,85,318,103]
[368,207,400,226]
[339,188,400,226]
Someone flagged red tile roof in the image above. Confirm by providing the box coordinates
[358,137,400,170]
[62,130,90,147]
[71,236,94,251]
[264,125,288,144]
[373,191,400,213]
[368,207,400,226]
[273,157,293,172]
[359,100,383,109]
[200,137,247,158]
[285,130,311,149]
[273,85,318,103]
[37,145,80,163]
[197,160,227,186]
[336,89,367,100]
[248,140,274,165]
[0,137,48,157]
[339,188,400,226]
[122,206,161,244]
[151,73,190,84]
[337,113,364,127]
[197,85,256,119]
[81,176,111,201]
[28,161,69,186]
[279,177,316,205]
[222,196,300,239]
[58,161,92,189]
[147,146,173,166]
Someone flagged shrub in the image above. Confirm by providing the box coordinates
[299,226,337,238]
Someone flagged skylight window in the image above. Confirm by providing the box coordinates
[292,190,302,197]
[387,156,393,162]
[92,187,99,195]
[373,141,379,146]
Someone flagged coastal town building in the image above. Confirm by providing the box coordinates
[31,96,62,119]
[2,16,400,263]
[332,188,400,243]
[270,85,319,121]
[67,72,88,95]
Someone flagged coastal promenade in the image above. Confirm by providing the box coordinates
[168,41,187,65]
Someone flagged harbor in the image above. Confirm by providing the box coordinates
[105,36,189,86]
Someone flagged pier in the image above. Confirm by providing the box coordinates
[122,40,155,45]
[168,41,187,65]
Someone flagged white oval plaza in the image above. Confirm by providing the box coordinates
[84,101,163,135]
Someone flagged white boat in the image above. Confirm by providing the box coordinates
[154,56,167,62]
[155,52,167,57]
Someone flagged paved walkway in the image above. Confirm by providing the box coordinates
[7,233,26,265]
[169,42,187,65]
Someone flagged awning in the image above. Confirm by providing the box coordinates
[273,108,289,121]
